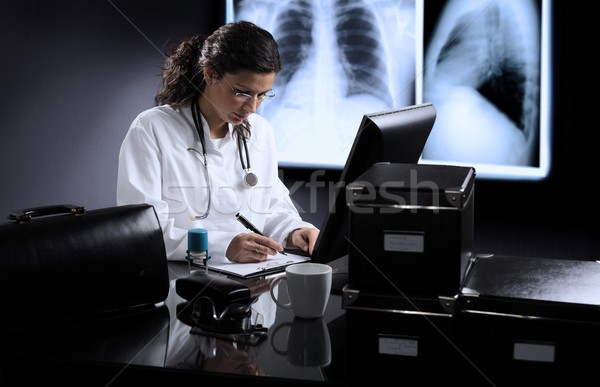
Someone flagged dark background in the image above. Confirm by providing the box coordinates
[0,1,594,260]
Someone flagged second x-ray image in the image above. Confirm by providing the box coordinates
[229,0,417,168]
[421,0,550,179]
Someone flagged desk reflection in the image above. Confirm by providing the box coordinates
[166,291,275,376]
[0,304,170,368]
[271,317,332,368]
[0,263,346,385]
[163,267,343,381]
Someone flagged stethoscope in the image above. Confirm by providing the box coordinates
[188,99,258,219]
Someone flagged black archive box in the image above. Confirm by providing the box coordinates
[342,287,475,385]
[346,162,475,300]
[457,254,600,385]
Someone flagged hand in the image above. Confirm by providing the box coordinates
[203,339,266,376]
[226,233,284,263]
[287,227,320,255]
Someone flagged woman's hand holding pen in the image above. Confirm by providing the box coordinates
[228,213,319,262]
[226,233,284,263]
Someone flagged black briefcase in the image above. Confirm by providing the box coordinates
[0,203,170,332]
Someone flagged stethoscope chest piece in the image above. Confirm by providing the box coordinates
[243,171,259,187]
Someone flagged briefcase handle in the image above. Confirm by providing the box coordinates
[7,204,85,223]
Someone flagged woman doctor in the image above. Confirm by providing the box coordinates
[117,21,319,262]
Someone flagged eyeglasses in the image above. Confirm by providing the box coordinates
[222,75,275,102]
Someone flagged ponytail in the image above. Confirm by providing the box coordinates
[155,35,208,109]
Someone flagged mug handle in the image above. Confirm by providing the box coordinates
[269,322,292,356]
[269,277,292,309]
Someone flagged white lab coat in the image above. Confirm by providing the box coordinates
[117,104,313,262]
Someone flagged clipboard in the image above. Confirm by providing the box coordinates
[192,253,310,279]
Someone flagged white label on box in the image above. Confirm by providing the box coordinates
[379,337,418,357]
[383,233,424,253]
[513,342,555,363]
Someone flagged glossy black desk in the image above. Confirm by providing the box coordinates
[4,257,600,386]
[0,262,348,386]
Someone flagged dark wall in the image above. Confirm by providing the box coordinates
[0,0,222,218]
[0,2,593,260]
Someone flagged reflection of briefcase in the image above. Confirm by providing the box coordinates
[0,203,170,332]
[1,304,171,385]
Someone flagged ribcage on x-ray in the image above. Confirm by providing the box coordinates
[234,0,415,167]
[334,0,391,105]
[274,0,314,86]
[421,0,541,168]
[433,2,538,141]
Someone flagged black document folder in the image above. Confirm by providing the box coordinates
[460,254,600,322]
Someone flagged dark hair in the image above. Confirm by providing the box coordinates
[155,21,281,109]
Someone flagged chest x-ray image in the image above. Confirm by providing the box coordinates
[229,0,417,168]
[421,0,550,180]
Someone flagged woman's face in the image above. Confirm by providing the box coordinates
[204,69,276,127]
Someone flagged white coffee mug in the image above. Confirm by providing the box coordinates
[269,263,332,319]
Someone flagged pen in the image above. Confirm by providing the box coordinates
[235,212,287,256]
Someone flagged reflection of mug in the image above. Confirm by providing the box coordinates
[271,317,332,367]
[269,263,332,319]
